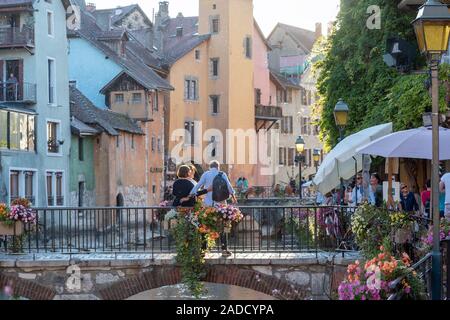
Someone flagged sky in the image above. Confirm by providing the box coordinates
[91,0,340,36]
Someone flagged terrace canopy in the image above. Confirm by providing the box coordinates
[356,126,450,160]
[313,123,393,195]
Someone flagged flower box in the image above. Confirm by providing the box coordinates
[0,221,24,236]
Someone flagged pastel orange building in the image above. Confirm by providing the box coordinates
[156,0,282,186]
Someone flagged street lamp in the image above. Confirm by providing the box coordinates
[412,0,450,301]
[334,98,349,142]
[334,99,349,204]
[313,148,321,173]
[295,136,305,200]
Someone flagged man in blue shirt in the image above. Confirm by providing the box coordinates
[190,160,236,206]
[190,161,237,257]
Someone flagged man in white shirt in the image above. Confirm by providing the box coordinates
[439,172,450,219]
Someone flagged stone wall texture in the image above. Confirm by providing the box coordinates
[0,256,352,300]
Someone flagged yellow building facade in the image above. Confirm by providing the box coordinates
[167,0,260,185]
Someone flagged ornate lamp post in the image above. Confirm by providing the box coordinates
[295,136,305,200]
[313,148,321,173]
[334,98,349,142]
[334,99,350,204]
[412,0,450,301]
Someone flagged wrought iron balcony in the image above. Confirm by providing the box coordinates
[0,26,34,49]
[0,81,36,104]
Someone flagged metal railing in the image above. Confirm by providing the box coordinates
[387,238,450,300]
[0,26,34,48]
[387,253,433,300]
[0,81,36,103]
[0,205,357,255]
[236,186,315,200]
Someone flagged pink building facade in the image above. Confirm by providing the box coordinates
[251,21,276,187]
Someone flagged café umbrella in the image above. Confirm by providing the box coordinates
[356,126,450,160]
[313,123,393,195]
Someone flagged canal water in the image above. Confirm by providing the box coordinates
[126,283,276,300]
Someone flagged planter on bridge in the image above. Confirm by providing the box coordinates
[0,221,24,236]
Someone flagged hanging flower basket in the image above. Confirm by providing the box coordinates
[0,221,24,236]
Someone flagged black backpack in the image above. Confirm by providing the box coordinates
[212,172,230,202]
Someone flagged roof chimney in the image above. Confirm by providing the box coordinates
[159,1,169,20]
[315,22,322,39]
[86,2,96,13]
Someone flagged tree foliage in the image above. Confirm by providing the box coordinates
[314,0,447,151]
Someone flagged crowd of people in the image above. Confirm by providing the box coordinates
[316,171,450,220]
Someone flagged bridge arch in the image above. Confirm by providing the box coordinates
[0,274,56,300]
[98,266,307,300]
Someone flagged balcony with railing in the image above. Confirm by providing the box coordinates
[0,26,34,49]
[255,105,283,120]
[255,105,283,132]
[0,81,36,104]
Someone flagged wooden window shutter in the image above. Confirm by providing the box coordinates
[209,59,213,77]
[17,59,23,100]
[184,80,189,99]
[289,116,293,134]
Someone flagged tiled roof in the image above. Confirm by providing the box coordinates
[270,69,301,89]
[126,37,167,71]
[164,34,210,65]
[95,29,128,40]
[93,5,152,28]
[158,15,210,64]
[70,86,144,136]
[271,23,317,53]
[71,10,173,91]
[71,117,100,136]
[0,0,32,7]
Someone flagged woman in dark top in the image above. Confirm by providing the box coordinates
[172,165,207,207]
[399,184,419,213]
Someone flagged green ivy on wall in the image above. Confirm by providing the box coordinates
[313,0,447,151]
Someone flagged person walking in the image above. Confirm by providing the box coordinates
[440,171,450,219]
[189,161,237,257]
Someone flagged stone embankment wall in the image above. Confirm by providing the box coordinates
[0,253,353,300]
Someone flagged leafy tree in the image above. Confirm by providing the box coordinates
[314,0,446,151]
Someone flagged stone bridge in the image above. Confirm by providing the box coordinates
[0,252,357,300]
